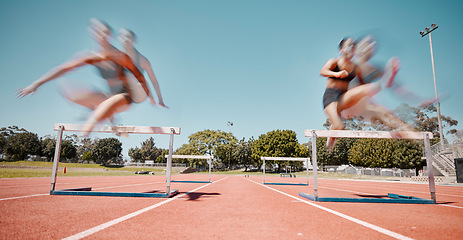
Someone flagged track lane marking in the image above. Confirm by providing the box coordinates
[439,204,463,209]
[0,193,49,201]
[62,176,229,240]
[245,177,414,240]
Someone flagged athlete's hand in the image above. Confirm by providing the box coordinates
[16,84,38,98]
[158,99,168,109]
[336,70,349,78]
[148,95,157,106]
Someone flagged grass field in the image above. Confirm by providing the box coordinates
[0,161,185,178]
[1,161,413,182]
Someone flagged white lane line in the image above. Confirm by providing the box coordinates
[245,178,414,240]
[439,204,463,209]
[0,193,49,201]
[62,177,229,240]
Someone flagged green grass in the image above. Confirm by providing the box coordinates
[0,161,185,178]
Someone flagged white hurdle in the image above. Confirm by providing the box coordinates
[261,157,311,186]
[50,123,181,198]
[165,155,214,183]
[300,129,436,204]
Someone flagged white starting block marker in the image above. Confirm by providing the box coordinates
[166,155,214,183]
[50,123,181,198]
[299,129,436,204]
[261,157,311,186]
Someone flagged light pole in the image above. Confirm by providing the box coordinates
[420,23,445,148]
[227,121,233,169]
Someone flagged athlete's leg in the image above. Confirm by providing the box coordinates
[80,93,132,136]
[66,91,109,110]
[339,57,400,110]
[324,102,344,152]
[366,104,414,131]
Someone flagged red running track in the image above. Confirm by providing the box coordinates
[1,174,462,239]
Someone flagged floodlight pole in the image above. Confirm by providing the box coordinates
[421,24,444,148]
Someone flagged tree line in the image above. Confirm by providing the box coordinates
[1,104,459,171]
[0,126,123,166]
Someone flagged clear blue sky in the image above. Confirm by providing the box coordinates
[1,0,462,160]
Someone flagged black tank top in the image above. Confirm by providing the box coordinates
[331,65,357,82]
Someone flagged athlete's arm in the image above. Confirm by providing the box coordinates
[320,58,348,78]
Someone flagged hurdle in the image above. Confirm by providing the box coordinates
[50,123,181,198]
[261,157,310,186]
[165,155,213,183]
[299,130,437,204]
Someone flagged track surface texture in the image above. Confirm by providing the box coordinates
[1,174,462,239]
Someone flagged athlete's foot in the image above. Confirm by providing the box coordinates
[382,57,400,89]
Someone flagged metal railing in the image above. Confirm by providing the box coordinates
[430,141,456,177]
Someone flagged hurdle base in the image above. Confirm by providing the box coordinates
[299,192,435,204]
[264,182,308,186]
[50,187,179,198]
[171,180,212,183]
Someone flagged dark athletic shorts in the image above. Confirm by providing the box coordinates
[109,86,133,104]
[323,88,346,109]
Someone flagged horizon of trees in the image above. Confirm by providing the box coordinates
[1,104,459,171]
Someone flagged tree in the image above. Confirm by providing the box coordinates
[156,150,169,163]
[2,126,41,161]
[81,151,95,163]
[61,140,77,162]
[0,128,7,159]
[39,136,78,162]
[128,137,166,163]
[395,103,458,144]
[128,147,143,162]
[235,137,255,172]
[93,138,122,166]
[251,130,308,173]
[40,137,56,161]
[314,120,359,167]
[75,137,97,162]
[187,130,237,169]
[314,137,356,166]
[174,143,201,166]
[348,139,424,169]
[140,137,165,162]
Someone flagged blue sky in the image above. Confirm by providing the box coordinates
[1,0,462,160]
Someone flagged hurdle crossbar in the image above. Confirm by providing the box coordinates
[50,123,180,198]
[299,129,436,204]
[165,155,214,183]
[261,157,310,186]
[54,123,180,135]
